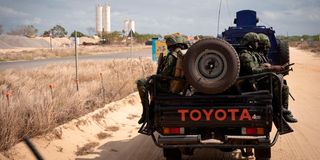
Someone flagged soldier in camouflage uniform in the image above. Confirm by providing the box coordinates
[258,33,271,58]
[159,33,188,93]
[136,33,189,124]
[239,32,297,123]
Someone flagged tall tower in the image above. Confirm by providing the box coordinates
[102,3,111,33]
[96,5,103,34]
[96,2,111,34]
[124,19,135,36]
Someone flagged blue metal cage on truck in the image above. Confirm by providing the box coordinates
[222,10,288,66]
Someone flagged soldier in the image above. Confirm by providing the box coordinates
[136,33,189,124]
[239,32,297,123]
[257,33,271,58]
[159,33,188,93]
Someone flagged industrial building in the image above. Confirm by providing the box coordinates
[124,19,135,36]
[96,3,111,34]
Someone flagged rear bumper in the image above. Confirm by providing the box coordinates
[153,131,279,149]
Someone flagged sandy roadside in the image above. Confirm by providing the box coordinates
[2,47,320,160]
[3,93,143,160]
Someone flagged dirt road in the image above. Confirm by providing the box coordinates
[0,49,151,70]
[7,48,320,160]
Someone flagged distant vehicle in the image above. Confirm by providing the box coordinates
[145,40,152,45]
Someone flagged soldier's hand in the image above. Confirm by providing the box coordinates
[270,65,285,72]
[262,63,271,68]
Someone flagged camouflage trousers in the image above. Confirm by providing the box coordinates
[267,74,289,113]
[136,78,149,114]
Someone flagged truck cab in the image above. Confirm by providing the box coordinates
[222,10,289,71]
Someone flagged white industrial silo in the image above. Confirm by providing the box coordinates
[96,5,103,34]
[102,3,111,33]
[124,19,130,35]
[124,19,135,36]
[129,20,135,33]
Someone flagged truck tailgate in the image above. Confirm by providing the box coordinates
[154,94,272,128]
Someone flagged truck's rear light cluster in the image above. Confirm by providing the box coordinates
[241,127,264,135]
[163,127,185,135]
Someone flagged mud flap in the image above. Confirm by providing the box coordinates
[273,114,293,135]
[138,121,153,135]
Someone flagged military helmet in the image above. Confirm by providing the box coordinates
[241,32,260,46]
[164,33,189,49]
[258,33,271,49]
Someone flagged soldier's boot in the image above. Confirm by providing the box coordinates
[283,113,298,123]
[138,100,149,124]
[282,86,298,123]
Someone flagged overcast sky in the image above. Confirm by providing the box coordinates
[0,0,319,36]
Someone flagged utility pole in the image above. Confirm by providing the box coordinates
[128,29,134,58]
[217,0,222,37]
[49,31,53,51]
[74,30,79,91]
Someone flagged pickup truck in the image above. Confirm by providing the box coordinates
[139,38,294,160]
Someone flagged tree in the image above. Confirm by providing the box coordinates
[23,25,38,37]
[134,32,161,43]
[0,25,3,35]
[70,31,86,37]
[50,25,68,38]
[7,25,38,37]
[101,31,122,44]
[42,30,50,37]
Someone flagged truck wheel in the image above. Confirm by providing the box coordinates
[255,147,271,160]
[277,39,290,75]
[163,148,182,160]
[183,38,240,94]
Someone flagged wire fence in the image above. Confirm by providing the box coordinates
[0,58,156,151]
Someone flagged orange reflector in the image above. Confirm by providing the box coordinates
[163,128,170,134]
[256,128,264,135]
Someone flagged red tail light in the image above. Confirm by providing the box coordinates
[241,127,264,135]
[163,127,185,135]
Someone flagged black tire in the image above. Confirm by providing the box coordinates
[277,39,290,75]
[163,148,182,160]
[255,147,271,160]
[183,38,240,94]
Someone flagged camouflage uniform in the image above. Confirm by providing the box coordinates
[136,33,188,124]
[258,33,271,57]
[239,32,297,123]
[239,32,271,76]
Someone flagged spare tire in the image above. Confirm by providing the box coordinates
[183,38,240,94]
[277,39,289,65]
[277,39,290,75]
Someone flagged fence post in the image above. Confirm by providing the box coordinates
[5,91,11,107]
[100,73,106,103]
[49,84,54,100]
[74,30,79,91]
